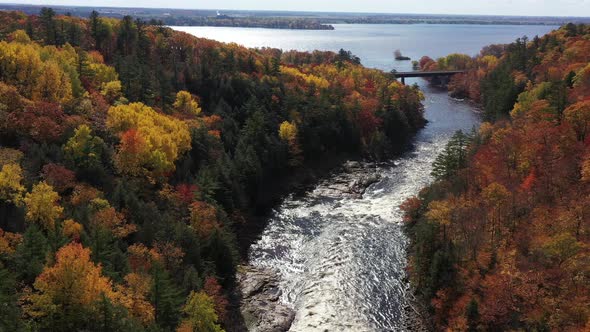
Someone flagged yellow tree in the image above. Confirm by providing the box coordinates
[32,60,73,103]
[0,163,25,205]
[23,181,63,232]
[23,243,117,322]
[173,91,202,116]
[426,200,453,241]
[107,102,191,177]
[63,124,105,171]
[115,272,155,325]
[61,219,83,241]
[177,291,224,332]
[100,80,123,104]
[278,121,302,166]
[89,198,136,239]
[0,41,42,98]
[9,29,32,44]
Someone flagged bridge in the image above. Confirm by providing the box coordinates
[395,70,466,85]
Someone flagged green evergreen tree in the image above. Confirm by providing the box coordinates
[431,130,472,181]
[466,298,480,332]
[14,225,48,284]
[39,7,57,45]
[151,262,183,330]
[0,266,21,331]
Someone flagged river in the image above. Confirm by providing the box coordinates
[174,23,556,331]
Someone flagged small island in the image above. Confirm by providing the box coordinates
[394,49,411,61]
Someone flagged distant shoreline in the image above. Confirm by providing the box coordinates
[1,4,588,30]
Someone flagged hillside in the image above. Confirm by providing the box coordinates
[0,8,425,332]
[404,24,590,331]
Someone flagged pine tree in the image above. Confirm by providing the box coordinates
[0,266,21,331]
[14,225,48,284]
[466,298,480,332]
[151,262,183,330]
[431,130,472,181]
[39,8,57,45]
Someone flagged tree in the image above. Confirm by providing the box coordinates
[278,121,302,166]
[466,298,480,332]
[582,155,590,182]
[278,121,297,142]
[9,29,32,44]
[14,225,48,284]
[564,100,590,141]
[9,101,67,142]
[61,219,83,241]
[101,80,124,104]
[173,90,202,116]
[431,131,471,181]
[426,199,454,244]
[39,7,58,45]
[33,61,73,103]
[90,201,136,239]
[481,63,520,120]
[107,103,191,177]
[63,125,106,174]
[189,201,219,239]
[482,182,511,248]
[177,291,224,332]
[41,163,76,193]
[23,182,63,232]
[0,41,42,98]
[115,272,155,325]
[0,163,25,205]
[0,266,21,331]
[23,243,118,330]
[203,276,228,324]
[150,262,183,330]
[540,233,581,267]
[426,200,452,227]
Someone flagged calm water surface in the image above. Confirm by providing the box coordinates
[173,24,557,331]
[172,24,556,71]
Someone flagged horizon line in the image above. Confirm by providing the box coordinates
[2,2,590,19]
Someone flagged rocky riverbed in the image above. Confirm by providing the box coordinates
[237,161,386,332]
[237,265,295,332]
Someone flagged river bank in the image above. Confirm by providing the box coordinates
[171,21,554,332]
[238,82,480,331]
[233,159,408,332]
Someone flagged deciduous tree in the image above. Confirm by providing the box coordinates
[23,182,63,232]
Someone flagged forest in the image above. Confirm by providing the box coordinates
[403,23,590,330]
[0,4,335,30]
[0,8,425,332]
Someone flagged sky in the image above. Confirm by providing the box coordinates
[13,0,590,17]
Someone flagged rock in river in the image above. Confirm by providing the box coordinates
[237,265,295,332]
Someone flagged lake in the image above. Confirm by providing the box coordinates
[172,24,558,71]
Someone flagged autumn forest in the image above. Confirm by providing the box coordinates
[0,8,425,332]
[404,23,590,331]
[0,6,589,332]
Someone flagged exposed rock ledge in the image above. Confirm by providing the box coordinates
[313,160,382,199]
[237,265,295,332]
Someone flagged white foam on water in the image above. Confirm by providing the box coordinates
[249,83,480,331]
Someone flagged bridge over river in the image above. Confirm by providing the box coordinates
[395,70,466,84]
